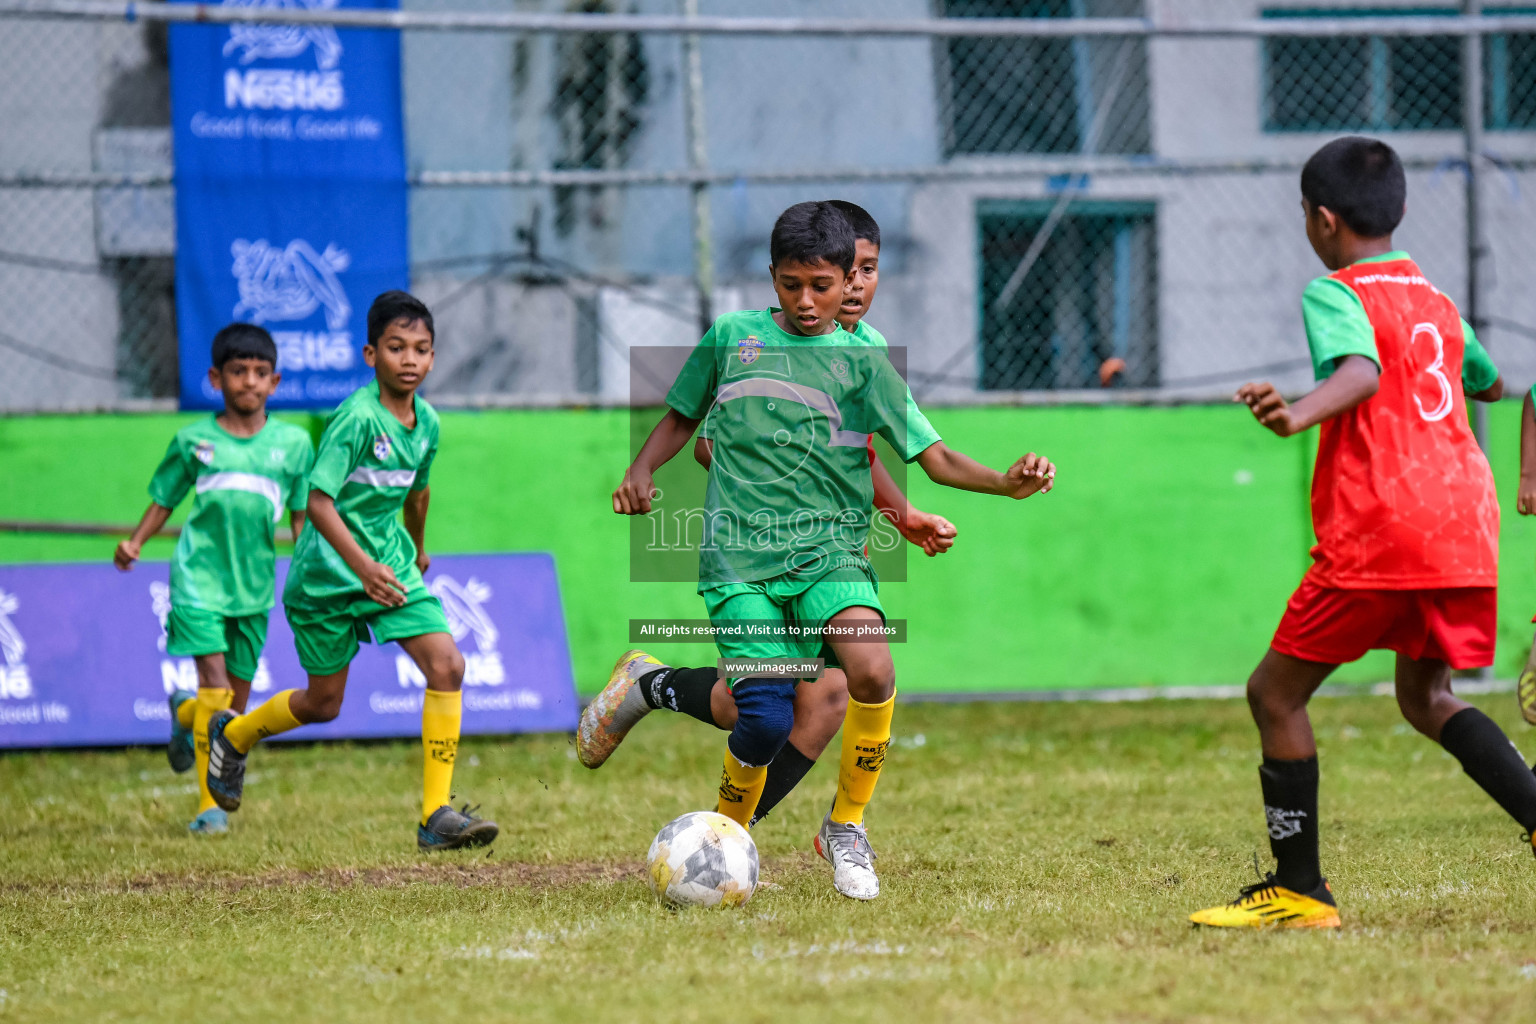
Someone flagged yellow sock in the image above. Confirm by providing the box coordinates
[224,690,303,754]
[422,689,462,825]
[176,697,196,730]
[830,691,896,825]
[193,687,233,814]
[716,750,768,827]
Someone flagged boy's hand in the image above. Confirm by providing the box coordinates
[1003,454,1056,499]
[1236,381,1299,437]
[1518,477,1536,516]
[613,467,659,515]
[358,560,409,607]
[113,539,141,572]
[899,511,957,556]
[416,551,432,575]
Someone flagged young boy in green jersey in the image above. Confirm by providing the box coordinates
[1513,394,1536,726]
[610,201,1055,900]
[115,323,314,835]
[580,202,958,834]
[204,291,498,851]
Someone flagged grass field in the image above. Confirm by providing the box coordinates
[4,695,1536,1022]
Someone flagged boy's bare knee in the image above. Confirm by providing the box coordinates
[844,661,895,704]
[424,648,465,688]
[307,693,344,723]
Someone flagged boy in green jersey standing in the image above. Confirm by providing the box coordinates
[612,202,1056,899]
[115,324,314,835]
[205,291,498,851]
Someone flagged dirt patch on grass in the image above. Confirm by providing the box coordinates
[6,858,645,895]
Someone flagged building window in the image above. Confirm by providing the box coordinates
[977,199,1158,391]
[1263,7,1536,132]
[938,0,1151,156]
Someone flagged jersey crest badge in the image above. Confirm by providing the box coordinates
[823,357,852,386]
[194,441,216,466]
[373,435,392,461]
[270,449,286,464]
[737,336,763,365]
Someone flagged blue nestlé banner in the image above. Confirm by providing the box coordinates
[170,0,409,410]
[0,554,579,749]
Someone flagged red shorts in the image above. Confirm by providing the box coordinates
[1271,578,1496,669]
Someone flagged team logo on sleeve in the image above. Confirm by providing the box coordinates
[194,442,216,466]
[372,435,392,461]
[737,336,763,365]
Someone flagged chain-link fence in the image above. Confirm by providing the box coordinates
[4,1,1536,412]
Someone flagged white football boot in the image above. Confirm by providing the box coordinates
[814,805,880,900]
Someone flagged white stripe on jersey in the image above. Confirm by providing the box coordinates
[345,467,418,489]
[196,472,284,523]
[713,377,871,448]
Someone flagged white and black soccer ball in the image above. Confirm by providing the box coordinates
[646,811,759,908]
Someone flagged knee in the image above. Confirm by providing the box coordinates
[844,659,895,705]
[727,681,797,766]
[1245,674,1292,728]
[1395,687,1446,735]
[303,691,344,723]
[423,648,465,689]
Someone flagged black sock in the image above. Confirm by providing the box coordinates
[1259,756,1322,893]
[1439,707,1536,832]
[749,742,817,827]
[637,667,722,728]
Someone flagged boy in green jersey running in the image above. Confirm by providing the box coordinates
[115,324,314,835]
[581,202,958,835]
[204,291,498,851]
[611,201,1056,900]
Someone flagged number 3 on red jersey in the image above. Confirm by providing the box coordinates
[1411,322,1453,422]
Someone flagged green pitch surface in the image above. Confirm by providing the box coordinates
[4,698,1536,1022]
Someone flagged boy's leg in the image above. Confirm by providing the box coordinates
[750,670,847,828]
[1190,648,1342,929]
[381,602,497,851]
[576,652,722,768]
[189,654,234,832]
[1397,654,1536,836]
[1518,626,1536,727]
[717,678,797,827]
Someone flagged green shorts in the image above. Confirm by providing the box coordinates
[165,607,268,682]
[284,593,451,676]
[702,559,882,686]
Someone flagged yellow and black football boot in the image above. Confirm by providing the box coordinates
[1190,871,1341,929]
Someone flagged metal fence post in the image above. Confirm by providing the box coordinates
[682,0,714,337]
[1465,0,1488,454]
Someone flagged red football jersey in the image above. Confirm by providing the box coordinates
[1306,257,1499,589]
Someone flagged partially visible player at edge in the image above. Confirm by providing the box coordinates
[114,323,314,835]
[610,201,1055,900]
[1512,391,1536,726]
[204,291,498,851]
[1190,136,1535,930]
[579,201,958,835]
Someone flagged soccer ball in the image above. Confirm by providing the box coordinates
[646,811,759,908]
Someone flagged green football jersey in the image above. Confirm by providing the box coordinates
[284,380,440,609]
[147,416,315,616]
[666,308,940,587]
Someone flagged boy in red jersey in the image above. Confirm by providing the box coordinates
[1191,137,1534,929]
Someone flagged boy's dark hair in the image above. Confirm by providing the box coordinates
[211,323,277,369]
[366,290,435,347]
[770,201,856,273]
[828,200,880,249]
[1300,136,1406,238]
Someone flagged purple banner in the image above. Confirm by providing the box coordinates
[0,554,578,749]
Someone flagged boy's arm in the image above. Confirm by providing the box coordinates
[306,491,408,607]
[1519,391,1536,516]
[288,510,306,542]
[403,487,430,574]
[871,452,956,556]
[113,503,173,571]
[1462,319,1504,402]
[614,408,703,515]
[915,442,1055,500]
[694,436,713,470]
[1235,354,1380,438]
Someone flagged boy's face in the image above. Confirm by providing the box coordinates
[838,238,880,329]
[365,316,435,394]
[770,258,848,336]
[209,357,279,416]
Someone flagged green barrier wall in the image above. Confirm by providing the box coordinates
[3,404,1533,695]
